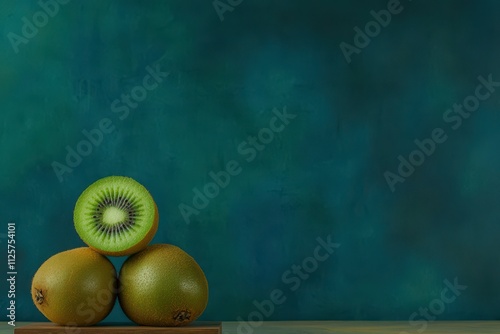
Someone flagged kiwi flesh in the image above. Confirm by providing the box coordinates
[74,176,158,256]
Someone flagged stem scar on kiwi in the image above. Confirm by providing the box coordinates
[173,310,191,324]
[34,288,44,305]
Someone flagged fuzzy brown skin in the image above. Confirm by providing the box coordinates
[31,248,117,326]
[118,244,209,326]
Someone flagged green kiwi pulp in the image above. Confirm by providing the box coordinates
[74,176,158,256]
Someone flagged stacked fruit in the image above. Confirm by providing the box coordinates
[31,176,208,327]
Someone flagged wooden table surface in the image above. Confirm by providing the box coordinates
[2,321,500,333]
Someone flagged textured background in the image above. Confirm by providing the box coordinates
[1,0,500,323]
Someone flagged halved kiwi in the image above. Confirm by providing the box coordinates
[74,176,158,256]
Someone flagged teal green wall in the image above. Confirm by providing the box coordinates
[1,0,500,323]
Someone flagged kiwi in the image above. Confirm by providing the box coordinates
[118,244,209,326]
[74,176,158,256]
[31,247,117,326]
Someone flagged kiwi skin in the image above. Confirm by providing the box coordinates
[31,247,117,326]
[118,244,209,327]
[74,176,159,257]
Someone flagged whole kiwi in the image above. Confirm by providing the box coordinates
[119,244,209,326]
[31,247,117,326]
